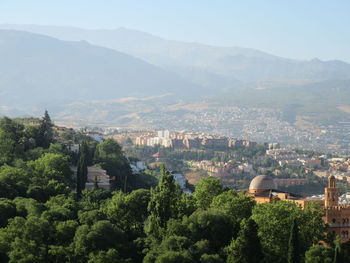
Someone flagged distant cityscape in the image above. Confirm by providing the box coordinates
[143,106,350,155]
[85,128,350,197]
[78,103,350,156]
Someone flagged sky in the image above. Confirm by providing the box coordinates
[0,0,349,62]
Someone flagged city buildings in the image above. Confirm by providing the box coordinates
[135,130,257,150]
[248,175,350,243]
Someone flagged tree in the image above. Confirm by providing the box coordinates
[13,197,46,218]
[200,254,223,263]
[193,177,225,210]
[55,220,79,245]
[288,220,301,263]
[78,210,106,226]
[252,201,326,263]
[225,218,263,263]
[29,153,73,186]
[76,141,89,200]
[0,117,25,164]
[104,189,151,235]
[94,139,131,190]
[79,140,89,186]
[305,245,334,263]
[37,110,54,149]
[0,166,30,198]
[154,251,193,263]
[333,236,343,263]
[73,220,127,262]
[210,190,255,222]
[88,248,129,263]
[145,165,182,239]
[79,189,112,210]
[185,209,237,251]
[27,153,73,201]
[6,216,53,263]
[0,199,17,227]
[23,125,39,151]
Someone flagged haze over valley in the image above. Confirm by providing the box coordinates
[0,25,349,154]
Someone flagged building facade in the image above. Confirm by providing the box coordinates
[324,176,350,242]
[248,174,350,243]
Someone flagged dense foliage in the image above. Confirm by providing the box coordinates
[0,115,349,262]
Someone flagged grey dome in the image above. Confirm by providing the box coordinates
[249,175,277,190]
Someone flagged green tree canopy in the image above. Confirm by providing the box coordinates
[210,190,255,222]
[252,201,326,263]
[225,218,263,263]
[305,245,334,263]
[94,139,131,190]
[193,177,225,210]
[0,166,30,198]
[29,153,73,186]
[145,166,182,240]
[0,117,25,164]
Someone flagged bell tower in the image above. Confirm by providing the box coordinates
[325,175,339,207]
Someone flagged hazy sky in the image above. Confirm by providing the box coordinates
[1,0,349,62]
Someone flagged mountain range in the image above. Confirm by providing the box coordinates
[1,24,350,86]
[0,29,202,109]
[0,24,349,129]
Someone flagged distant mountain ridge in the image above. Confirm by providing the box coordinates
[0,29,203,108]
[1,24,350,83]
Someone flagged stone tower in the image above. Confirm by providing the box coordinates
[325,175,339,207]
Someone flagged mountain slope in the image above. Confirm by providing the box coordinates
[0,30,203,107]
[1,24,350,82]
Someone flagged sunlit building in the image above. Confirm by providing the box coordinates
[248,175,350,242]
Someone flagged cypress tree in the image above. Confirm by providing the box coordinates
[37,110,54,148]
[288,219,300,263]
[79,140,89,189]
[333,236,343,263]
[76,141,89,200]
[226,218,263,263]
[93,175,99,190]
[76,155,82,200]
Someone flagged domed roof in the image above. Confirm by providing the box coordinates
[249,175,277,190]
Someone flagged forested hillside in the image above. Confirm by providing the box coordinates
[0,114,349,263]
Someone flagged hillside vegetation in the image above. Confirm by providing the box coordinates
[1,114,350,262]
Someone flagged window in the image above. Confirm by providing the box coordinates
[332,218,336,223]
